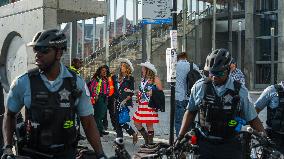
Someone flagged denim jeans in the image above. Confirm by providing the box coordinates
[175,100,188,136]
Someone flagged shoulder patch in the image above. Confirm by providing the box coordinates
[84,83,90,97]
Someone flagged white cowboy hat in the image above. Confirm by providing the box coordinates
[138,61,157,75]
[118,58,134,73]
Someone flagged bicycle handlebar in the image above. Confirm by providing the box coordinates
[240,127,283,159]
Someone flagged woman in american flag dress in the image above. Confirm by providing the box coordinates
[133,61,163,145]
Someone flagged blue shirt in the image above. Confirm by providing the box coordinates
[187,77,257,122]
[254,82,284,110]
[7,63,94,116]
[175,60,199,101]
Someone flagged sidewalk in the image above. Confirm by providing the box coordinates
[81,90,263,157]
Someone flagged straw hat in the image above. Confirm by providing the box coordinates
[138,61,157,75]
[118,58,134,72]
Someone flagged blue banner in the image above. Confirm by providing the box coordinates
[141,18,173,25]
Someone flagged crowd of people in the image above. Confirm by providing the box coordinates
[86,58,163,146]
[0,28,283,159]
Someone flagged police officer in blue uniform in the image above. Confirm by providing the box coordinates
[177,49,266,159]
[1,29,107,159]
[255,82,284,154]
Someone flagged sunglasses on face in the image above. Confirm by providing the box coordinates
[33,46,52,54]
[209,70,227,77]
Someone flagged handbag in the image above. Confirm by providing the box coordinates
[119,107,130,124]
[148,90,165,112]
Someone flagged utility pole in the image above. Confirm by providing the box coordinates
[135,0,138,25]
[123,0,127,35]
[114,0,117,37]
[228,0,233,54]
[212,0,216,50]
[142,25,147,62]
[271,27,275,85]
[70,21,78,65]
[142,24,152,62]
[146,24,152,60]
[169,0,177,146]
[195,0,200,63]
[93,18,97,52]
[237,21,242,70]
[106,0,110,66]
[133,0,136,26]
[189,0,192,21]
[82,20,85,60]
[82,20,85,76]
[182,0,187,52]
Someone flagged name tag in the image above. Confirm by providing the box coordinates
[60,102,70,108]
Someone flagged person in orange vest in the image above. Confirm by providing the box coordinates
[103,71,117,131]
[88,65,110,137]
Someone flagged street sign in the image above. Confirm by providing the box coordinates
[142,0,172,24]
[166,48,177,82]
[170,30,177,49]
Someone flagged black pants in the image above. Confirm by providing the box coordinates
[198,137,243,159]
[103,95,116,129]
[115,100,135,138]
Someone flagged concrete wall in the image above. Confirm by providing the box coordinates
[0,0,106,90]
[0,7,50,91]
[278,0,284,82]
[244,0,255,90]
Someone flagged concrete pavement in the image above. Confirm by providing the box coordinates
[81,91,265,157]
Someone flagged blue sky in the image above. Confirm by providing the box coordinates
[81,0,206,24]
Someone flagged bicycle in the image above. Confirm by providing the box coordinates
[133,129,199,159]
[242,127,284,159]
[109,138,131,159]
[9,139,122,159]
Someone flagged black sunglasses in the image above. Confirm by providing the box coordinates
[209,70,227,77]
[33,46,52,54]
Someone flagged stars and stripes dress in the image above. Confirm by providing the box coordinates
[132,78,159,123]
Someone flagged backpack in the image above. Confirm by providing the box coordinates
[186,62,202,96]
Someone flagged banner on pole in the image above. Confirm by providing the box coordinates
[170,30,178,49]
[166,48,177,82]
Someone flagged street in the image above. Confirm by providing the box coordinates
[80,91,266,157]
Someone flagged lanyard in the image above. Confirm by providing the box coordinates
[118,76,125,89]
[140,78,149,91]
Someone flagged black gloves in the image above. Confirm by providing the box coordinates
[173,135,184,149]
